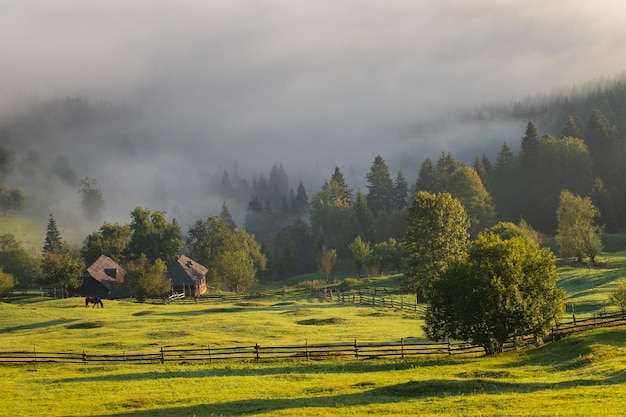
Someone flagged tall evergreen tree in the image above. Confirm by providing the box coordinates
[220,201,237,230]
[43,213,64,254]
[561,115,582,138]
[365,155,393,215]
[353,188,375,243]
[295,181,309,214]
[414,158,437,193]
[491,142,519,223]
[585,109,619,179]
[392,170,409,211]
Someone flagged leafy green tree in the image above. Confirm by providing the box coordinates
[425,223,564,354]
[609,280,626,317]
[0,267,14,295]
[221,249,257,293]
[317,245,338,282]
[128,207,183,264]
[371,238,402,275]
[402,192,469,296]
[81,222,132,266]
[446,166,496,237]
[0,145,15,180]
[349,236,372,278]
[0,185,24,216]
[187,215,231,281]
[0,233,42,288]
[555,190,603,264]
[187,215,266,290]
[78,177,105,222]
[366,155,394,215]
[43,213,64,254]
[40,251,84,297]
[125,255,170,302]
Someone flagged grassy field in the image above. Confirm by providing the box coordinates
[0,327,623,416]
[1,218,625,416]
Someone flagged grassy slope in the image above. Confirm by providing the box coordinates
[0,327,623,416]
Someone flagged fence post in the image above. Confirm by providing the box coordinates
[33,346,37,365]
[254,343,260,361]
[401,338,405,359]
[354,339,359,359]
[160,347,165,364]
[447,338,451,356]
[305,340,309,361]
[415,294,418,312]
[82,350,87,364]
[208,345,212,364]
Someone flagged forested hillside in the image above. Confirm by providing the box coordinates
[2,77,626,281]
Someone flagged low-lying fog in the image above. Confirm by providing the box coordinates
[2,1,626,236]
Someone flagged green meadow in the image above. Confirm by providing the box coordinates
[0,240,625,415]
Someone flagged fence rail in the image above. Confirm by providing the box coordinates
[1,313,623,366]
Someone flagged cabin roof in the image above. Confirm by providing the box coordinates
[83,255,127,291]
[167,254,208,286]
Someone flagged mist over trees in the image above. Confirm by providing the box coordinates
[2,78,626,284]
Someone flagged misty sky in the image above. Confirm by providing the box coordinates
[2,1,626,228]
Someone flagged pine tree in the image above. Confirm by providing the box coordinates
[43,213,63,254]
[561,115,582,138]
[392,170,409,211]
[220,201,237,230]
[365,155,393,215]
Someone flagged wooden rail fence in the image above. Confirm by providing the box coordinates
[0,339,485,365]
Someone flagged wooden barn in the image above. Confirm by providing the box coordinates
[77,255,130,299]
[167,255,208,297]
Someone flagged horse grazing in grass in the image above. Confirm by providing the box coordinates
[85,296,104,308]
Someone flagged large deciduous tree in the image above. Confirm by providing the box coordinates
[41,251,84,298]
[128,207,183,264]
[425,222,564,354]
[187,215,266,292]
[81,222,132,266]
[0,233,42,288]
[402,192,469,297]
[446,166,496,237]
[0,185,24,216]
[555,190,603,264]
[78,176,105,222]
[125,255,170,302]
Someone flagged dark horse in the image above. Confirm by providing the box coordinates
[85,296,104,308]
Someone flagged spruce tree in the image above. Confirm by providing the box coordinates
[365,155,393,215]
[43,213,63,254]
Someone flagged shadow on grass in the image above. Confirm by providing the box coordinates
[155,302,369,317]
[87,373,626,417]
[1,319,77,333]
[48,357,462,384]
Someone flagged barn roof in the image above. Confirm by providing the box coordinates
[83,255,127,291]
[167,254,208,286]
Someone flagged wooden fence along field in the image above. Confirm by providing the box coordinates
[1,313,623,365]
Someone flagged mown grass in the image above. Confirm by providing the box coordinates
[0,327,624,416]
[0,294,425,353]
